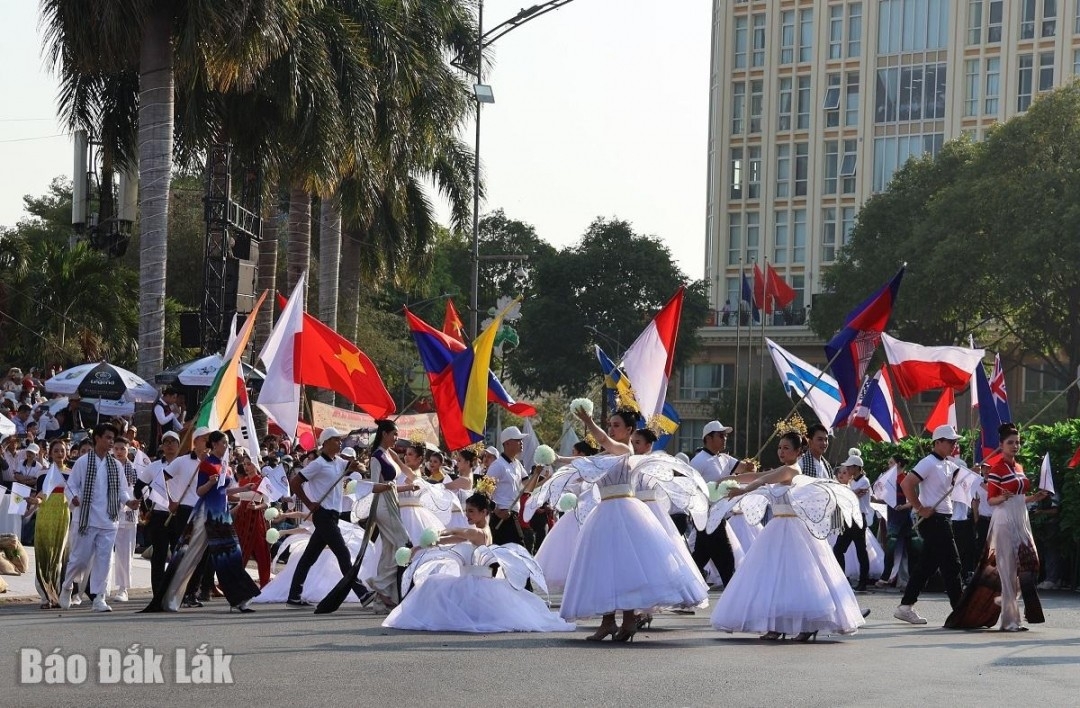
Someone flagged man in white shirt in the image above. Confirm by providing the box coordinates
[138,431,180,596]
[60,423,139,612]
[107,436,139,603]
[164,426,211,607]
[151,386,185,452]
[799,424,834,479]
[832,453,871,591]
[286,428,374,608]
[486,426,529,546]
[689,420,753,586]
[894,424,965,624]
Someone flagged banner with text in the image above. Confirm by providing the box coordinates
[310,401,441,447]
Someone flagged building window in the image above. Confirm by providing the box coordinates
[878,0,950,54]
[985,56,1000,113]
[848,3,863,57]
[988,0,1003,42]
[1039,51,1054,92]
[778,78,793,131]
[829,5,844,59]
[845,71,860,126]
[824,74,842,128]
[747,146,762,199]
[822,207,839,263]
[732,82,746,135]
[792,209,807,263]
[730,147,743,200]
[776,144,791,198]
[872,133,945,191]
[799,8,814,63]
[746,212,760,263]
[749,80,764,133]
[797,76,812,129]
[875,64,948,123]
[795,142,809,196]
[824,140,839,195]
[1043,0,1057,37]
[727,213,742,265]
[752,13,766,68]
[1074,48,1080,75]
[1076,2,1080,34]
[842,206,857,246]
[964,59,979,116]
[1023,362,1068,400]
[1018,54,1034,111]
[840,139,858,192]
[780,10,796,64]
[790,274,806,317]
[678,364,735,400]
[733,16,748,69]
[967,0,982,44]
[774,211,789,264]
[1021,0,1037,39]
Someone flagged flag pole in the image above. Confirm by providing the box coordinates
[756,260,769,451]
[732,261,742,457]
[743,262,754,461]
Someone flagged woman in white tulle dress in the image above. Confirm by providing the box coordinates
[530,440,598,593]
[710,430,865,642]
[560,409,709,642]
[253,520,371,604]
[384,492,574,633]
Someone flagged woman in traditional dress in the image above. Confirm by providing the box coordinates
[532,441,596,593]
[946,423,1049,631]
[31,439,71,608]
[710,430,865,642]
[233,456,271,587]
[384,492,574,633]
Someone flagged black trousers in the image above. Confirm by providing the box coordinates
[145,510,171,596]
[901,514,963,608]
[491,511,525,546]
[833,523,869,587]
[952,518,977,576]
[289,508,364,601]
[692,523,735,585]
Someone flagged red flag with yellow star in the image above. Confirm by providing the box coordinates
[442,299,466,343]
[275,294,396,418]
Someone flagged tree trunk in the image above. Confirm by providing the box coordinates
[136,2,174,381]
[317,195,342,405]
[338,227,363,344]
[287,186,311,308]
[254,207,281,355]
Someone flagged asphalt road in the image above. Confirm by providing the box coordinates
[5,588,1080,707]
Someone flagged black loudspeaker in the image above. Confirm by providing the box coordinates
[178,312,201,348]
[225,258,258,313]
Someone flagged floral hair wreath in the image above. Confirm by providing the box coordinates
[473,476,497,498]
[774,412,808,439]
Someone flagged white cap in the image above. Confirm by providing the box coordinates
[841,454,864,468]
[675,452,690,463]
[318,427,345,445]
[702,420,733,437]
[484,446,499,458]
[25,443,40,454]
[161,431,181,443]
[931,424,961,442]
[499,426,527,445]
[192,426,213,439]
[340,447,357,459]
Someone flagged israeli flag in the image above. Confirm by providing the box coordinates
[766,338,842,432]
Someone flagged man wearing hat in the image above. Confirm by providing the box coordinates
[486,426,530,547]
[833,451,871,592]
[690,421,754,586]
[894,424,966,625]
[286,427,374,608]
[137,430,181,595]
[165,425,212,607]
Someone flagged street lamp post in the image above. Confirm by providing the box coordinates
[466,0,580,339]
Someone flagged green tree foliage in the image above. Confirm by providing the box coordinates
[811,84,1080,415]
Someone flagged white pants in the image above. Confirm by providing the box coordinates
[110,524,137,593]
[64,526,118,597]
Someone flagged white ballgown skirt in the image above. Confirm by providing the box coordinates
[841,528,885,582]
[534,511,581,593]
[560,494,708,620]
[399,501,446,542]
[253,522,372,604]
[711,515,865,635]
[384,566,575,633]
[727,513,761,558]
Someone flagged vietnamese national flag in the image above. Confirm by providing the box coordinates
[443,299,466,343]
[923,387,957,434]
[766,263,796,309]
[881,334,985,398]
[752,264,768,311]
[621,287,684,421]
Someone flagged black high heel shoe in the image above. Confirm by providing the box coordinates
[793,631,818,642]
[614,625,638,643]
[759,631,786,641]
[635,612,653,630]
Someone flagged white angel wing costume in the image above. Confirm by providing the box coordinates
[706,475,863,539]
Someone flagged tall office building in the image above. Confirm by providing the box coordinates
[671,1,1077,451]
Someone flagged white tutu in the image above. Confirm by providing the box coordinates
[384,572,575,633]
[253,521,370,604]
[534,512,581,593]
[399,503,446,544]
[711,514,865,635]
[560,496,708,620]
[727,514,761,554]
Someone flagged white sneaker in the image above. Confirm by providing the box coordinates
[1036,580,1058,590]
[59,588,72,610]
[111,591,129,603]
[69,593,82,607]
[893,605,927,624]
[92,597,112,613]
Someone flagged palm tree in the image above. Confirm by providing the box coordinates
[41,0,301,378]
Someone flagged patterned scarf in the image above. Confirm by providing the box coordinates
[78,452,121,535]
[122,461,138,523]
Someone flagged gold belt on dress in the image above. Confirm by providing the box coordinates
[772,513,797,518]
